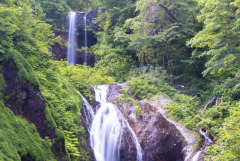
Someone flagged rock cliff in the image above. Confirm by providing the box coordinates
[106,83,197,161]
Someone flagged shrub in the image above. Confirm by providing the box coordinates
[135,106,141,118]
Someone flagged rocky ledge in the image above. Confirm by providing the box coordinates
[106,83,199,161]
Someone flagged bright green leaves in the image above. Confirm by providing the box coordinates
[34,0,70,24]
[0,103,55,161]
[0,0,55,60]
[128,74,176,99]
[164,94,199,129]
[207,103,240,161]
[92,1,136,75]
[188,0,240,76]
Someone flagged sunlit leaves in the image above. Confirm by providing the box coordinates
[188,0,240,75]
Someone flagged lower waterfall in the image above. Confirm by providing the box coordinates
[79,85,143,161]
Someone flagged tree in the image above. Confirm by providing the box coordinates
[188,0,240,76]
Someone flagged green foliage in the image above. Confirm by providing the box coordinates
[34,0,70,25]
[0,1,104,160]
[119,88,139,106]
[66,0,101,12]
[45,106,57,129]
[35,60,85,160]
[135,106,141,118]
[0,102,55,161]
[58,60,115,100]
[11,50,39,86]
[0,73,5,91]
[164,94,197,129]
[206,103,240,160]
[195,132,202,143]
[197,102,230,134]
[128,74,176,99]
[188,0,240,76]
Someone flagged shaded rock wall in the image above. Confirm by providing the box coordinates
[1,61,67,161]
[106,83,196,161]
[51,7,100,66]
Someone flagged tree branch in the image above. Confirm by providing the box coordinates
[158,4,177,23]
[203,97,216,111]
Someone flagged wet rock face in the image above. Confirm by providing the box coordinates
[1,61,66,161]
[138,103,186,161]
[107,83,187,161]
[51,7,99,67]
[119,126,138,161]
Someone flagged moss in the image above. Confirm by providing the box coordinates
[120,88,139,106]
[195,132,202,143]
[55,129,65,142]
[0,73,5,100]
[135,106,141,118]
[0,102,55,161]
[0,73,5,90]
[9,50,39,86]
[127,75,176,99]
[193,143,197,148]
[45,106,57,129]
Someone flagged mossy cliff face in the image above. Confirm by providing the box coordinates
[0,59,93,161]
[1,61,67,160]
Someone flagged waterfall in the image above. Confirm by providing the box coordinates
[67,12,77,65]
[84,12,88,64]
[191,151,201,161]
[79,85,143,161]
[199,129,212,143]
[76,91,94,130]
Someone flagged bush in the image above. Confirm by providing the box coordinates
[128,75,176,99]
[0,103,54,160]
[135,106,141,118]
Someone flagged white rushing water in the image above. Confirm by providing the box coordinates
[79,85,143,161]
[199,129,212,143]
[76,91,94,131]
[191,151,201,161]
[67,12,77,65]
[84,12,88,64]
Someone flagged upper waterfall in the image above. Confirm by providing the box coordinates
[67,12,77,65]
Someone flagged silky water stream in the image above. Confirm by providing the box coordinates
[79,85,143,161]
[66,12,77,65]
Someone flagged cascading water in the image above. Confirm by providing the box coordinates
[79,85,143,161]
[191,151,201,161]
[67,12,77,65]
[84,12,88,64]
[76,91,94,130]
[199,129,212,143]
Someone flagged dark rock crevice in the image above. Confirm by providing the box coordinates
[1,61,66,161]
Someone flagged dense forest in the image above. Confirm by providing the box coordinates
[0,0,240,160]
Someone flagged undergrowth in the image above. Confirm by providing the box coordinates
[0,102,55,161]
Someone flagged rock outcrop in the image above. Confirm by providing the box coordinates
[51,7,100,66]
[106,83,197,161]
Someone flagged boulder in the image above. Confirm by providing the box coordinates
[106,83,197,161]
